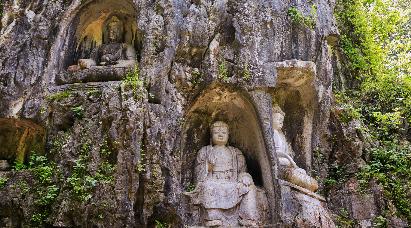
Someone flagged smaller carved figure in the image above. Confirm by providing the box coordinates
[0,160,10,171]
[272,106,319,192]
[73,16,136,70]
[185,121,269,227]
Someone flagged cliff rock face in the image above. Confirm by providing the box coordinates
[0,0,340,227]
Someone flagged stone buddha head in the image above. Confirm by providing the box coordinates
[105,16,124,44]
[272,105,285,130]
[211,121,229,146]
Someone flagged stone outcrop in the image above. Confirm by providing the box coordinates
[0,0,342,227]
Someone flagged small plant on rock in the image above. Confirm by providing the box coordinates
[71,105,84,119]
[123,64,144,98]
[186,183,196,192]
[136,149,146,173]
[13,161,27,171]
[242,63,252,81]
[47,90,71,102]
[155,220,168,228]
[287,6,317,29]
[0,177,8,188]
[218,60,229,82]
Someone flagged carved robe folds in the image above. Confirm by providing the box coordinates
[187,145,269,227]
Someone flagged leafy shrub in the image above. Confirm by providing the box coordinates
[335,0,411,222]
[218,60,229,82]
[29,154,55,184]
[71,105,84,119]
[13,161,27,171]
[68,142,116,201]
[357,141,411,221]
[123,64,144,98]
[0,177,8,188]
[287,5,317,29]
[47,91,71,102]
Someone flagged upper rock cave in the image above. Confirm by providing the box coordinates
[52,0,143,84]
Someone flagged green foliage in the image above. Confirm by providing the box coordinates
[335,0,411,134]
[357,141,411,220]
[35,185,59,206]
[335,1,411,221]
[95,161,116,184]
[31,213,47,226]
[324,163,349,189]
[155,220,168,228]
[218,60,229,82]
[15,154,60,226]
[71,105,84,119]
[13,161,27,171]
[0,2,3,21]
[136,149,146,173]
[336,104,362,124]
[370,111,402,139]
[68,142,116,202]
[373,215,388,227]
[86,89,102,98]
[242,63,251,81]
[0,177,8,188]
[335,208,357,228]
[47,91,71,102]
[50,135,65,155]
[191,69,203,85]
[99,138,112,158]
[67,143,94,201]
[123,65,144,98]
[16,180,30,194]
[287,5,317,29]
[186,183,196,192]
[29,154,55,184]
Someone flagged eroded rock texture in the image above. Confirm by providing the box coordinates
[0,0,341,227]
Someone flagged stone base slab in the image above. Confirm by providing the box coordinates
[279,179,335,227]
[56,67,130,85]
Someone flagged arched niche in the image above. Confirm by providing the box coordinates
[272,60,317,172]
[181,84,275,217]
[0,118,46,165]
[50,0,142,83]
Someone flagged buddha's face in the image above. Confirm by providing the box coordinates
[211,123,229,146]
[107,18,122,43]
[108,25,120,42]
[272,113,284,130]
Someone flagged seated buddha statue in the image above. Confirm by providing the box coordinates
[185,121,269,227]
[272,105,319,192]
[74,16,136,70]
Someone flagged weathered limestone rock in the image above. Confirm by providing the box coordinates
[280,179,336,227]
[275,59,316,87]
[0,0,342,226]
[56,67,129,85]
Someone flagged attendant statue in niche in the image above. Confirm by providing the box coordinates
[185,121,269,227]
[74,16,137,70]
[272,105,319,192]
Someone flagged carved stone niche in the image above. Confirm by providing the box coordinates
[181,85,275,227]
[0,118,46,170]
[273,60,336,227]
[272,60,317,172]
[55,0,142,85]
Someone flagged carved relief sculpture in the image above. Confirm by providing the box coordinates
[272,106,319,192]
[71,16,136,71]
[185,121,270,227]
